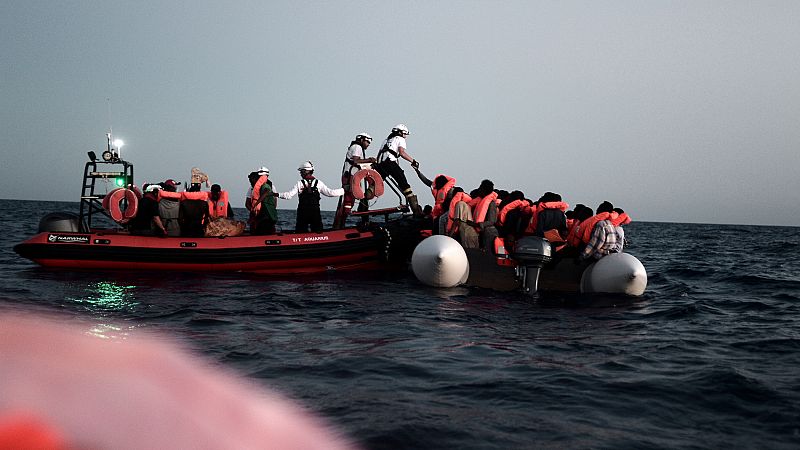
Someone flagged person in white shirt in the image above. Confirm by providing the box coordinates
[375,124,423,216]
[277,161,344,233]
[333,133,375,229]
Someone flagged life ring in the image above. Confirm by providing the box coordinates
[351,169,384,200]
[105,188,139,224]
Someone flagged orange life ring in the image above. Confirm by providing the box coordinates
[351,169,384,200]
[105,188,139,224]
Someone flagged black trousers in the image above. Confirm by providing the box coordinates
[296,206,323,233]
[375,160,410,191]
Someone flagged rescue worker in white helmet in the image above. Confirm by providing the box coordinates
[333,132,376,229]
[277,161,345,233]
[375,124,423,216]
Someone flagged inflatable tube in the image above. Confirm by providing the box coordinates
[351,169,384,200]
[411,235,469,288]
[580,253,647,296]
[106,188,139,224]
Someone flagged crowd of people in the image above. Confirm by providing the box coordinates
[126,122,631,263]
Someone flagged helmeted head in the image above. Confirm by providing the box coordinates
[391,124,410,137]
[355,132,372,147]
[298,160,314,178]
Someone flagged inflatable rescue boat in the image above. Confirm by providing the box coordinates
[13,136,414,274]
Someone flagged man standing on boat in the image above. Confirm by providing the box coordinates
[251,168,278,235]
[375,124,423,216]
[333,132,376,229]
[277,161,344,233]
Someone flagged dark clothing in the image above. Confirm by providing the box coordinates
[298,179,320,208]
[253,182,277,235]
[129,195,160,235]
[375,160,411,191]
[534,209,568,238]
[159,199,181,237]
[179,199,208,237]
[500,208,532,239]
[296,179,322,233]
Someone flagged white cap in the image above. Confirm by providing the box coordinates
[145,184,162,193]
[257,166,269,175]
[298,160,314,171]
[356,132,372,141]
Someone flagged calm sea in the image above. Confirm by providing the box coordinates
[1,199,799,449]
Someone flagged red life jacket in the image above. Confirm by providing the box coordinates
[580,211,619,244]
[251,175,269,214]
[446,191,472,235]
[497,199,526,227]
[471,191,499,224]
[207,190,230,219]
[430,175,456,218]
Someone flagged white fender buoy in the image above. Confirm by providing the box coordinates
[580,253,648,296]
[411,235,469,288]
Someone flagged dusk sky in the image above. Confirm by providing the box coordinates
[2,1,799,226]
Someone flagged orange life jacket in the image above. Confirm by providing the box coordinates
[610,212,631,227]
[181,191,209,201]
[471,191,499,224]
[497,199,526,227]
[430,175,456,218]
[251,175,269,214]
[580,211,619,244]
[158,190,182,201]
[526,201,569,235]
[446,191,472,235]
[567,220,582,247]
[207,190,230,219]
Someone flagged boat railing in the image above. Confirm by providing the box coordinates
[78,158,134,232]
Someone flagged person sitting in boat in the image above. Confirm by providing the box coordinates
[578,201,621,261]
[179,183,209,238]
[158,179,182,237]
[497,190,530,241]
[129,184,167,236]
[208,184,234,220]
[250,167,278,235]
[610,207,631,253]
[277,161,344,233]
[333,133,376,229]
[532,192,569,248]
[412,168,455,232]
[468,179,500,251]
[375,124,423,216]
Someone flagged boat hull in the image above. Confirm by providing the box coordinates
[13,228,383,274]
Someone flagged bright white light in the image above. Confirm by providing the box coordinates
[113,139,124,148]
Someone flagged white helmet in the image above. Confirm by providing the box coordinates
[298,160,314,172]
[356,132,372,142]
[256,166,269,175]
[392,124,409,136]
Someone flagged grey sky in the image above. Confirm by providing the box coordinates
[2,1,799,226]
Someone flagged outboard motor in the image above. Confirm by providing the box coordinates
[513,236,552,295]
[38,212,82,233]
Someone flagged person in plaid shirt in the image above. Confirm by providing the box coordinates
[579,215,620,261]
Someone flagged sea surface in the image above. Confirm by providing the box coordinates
[1,199,799,449]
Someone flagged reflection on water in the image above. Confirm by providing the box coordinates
[68,281,139,313]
